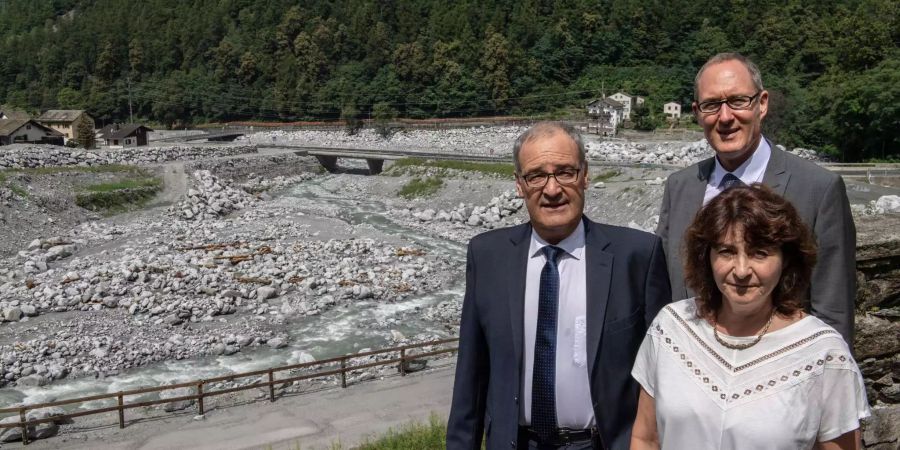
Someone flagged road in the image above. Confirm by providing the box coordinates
[13,362,456,450]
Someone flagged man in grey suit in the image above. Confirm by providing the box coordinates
[656,52,856,344]
[447,122,671,449]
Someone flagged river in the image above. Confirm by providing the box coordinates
[0,178,465,410]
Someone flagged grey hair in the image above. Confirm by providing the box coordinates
[512,121,586,173]
[694,52,764,100]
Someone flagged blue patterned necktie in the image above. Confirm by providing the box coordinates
[719,173,745,190]
[532,245,562,442]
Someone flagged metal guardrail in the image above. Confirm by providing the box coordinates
[0,338,459,445]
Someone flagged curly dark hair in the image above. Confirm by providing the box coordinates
[683,183,818,320]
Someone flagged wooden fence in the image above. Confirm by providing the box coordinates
[0,337,459,445]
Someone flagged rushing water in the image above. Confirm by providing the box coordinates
[0,178,465,409]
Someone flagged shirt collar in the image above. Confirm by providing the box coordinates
[529,220,585,260]
[710,137,771,186]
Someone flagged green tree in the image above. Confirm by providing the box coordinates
[56,87,83,108]
[481,29,511,111]
[76,119,95,149]
[372,102,397,138]
[95,41,118,82]
[341,103,362,135]
[632,104,656,131]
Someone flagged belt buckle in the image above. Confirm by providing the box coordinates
[555,428,584,444]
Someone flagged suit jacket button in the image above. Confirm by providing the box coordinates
[514,396,519,404]
[510,440,516,448]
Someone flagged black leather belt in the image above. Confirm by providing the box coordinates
[519,426,598,446]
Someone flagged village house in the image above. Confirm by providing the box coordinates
[0,107,30,121]
[98,123,154,147]
[608,92,645,120]
[35,109,95,145]
[0,119,65,145]
[586,97,624,136]
[663,102,682,119]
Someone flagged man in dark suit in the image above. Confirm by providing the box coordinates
[447,122,671,450]
[656,53,856,344]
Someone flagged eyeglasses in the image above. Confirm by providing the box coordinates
[696,91,762,114]
[518,167,581,189]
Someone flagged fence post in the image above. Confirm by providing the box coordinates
[19,407,28,445]
[117,392,125,429]
[340,357,347,388]
[197,381,204,415]
[268,369,276,402]
[399,348,406,376]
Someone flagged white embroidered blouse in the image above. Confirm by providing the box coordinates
[632,298,871,450]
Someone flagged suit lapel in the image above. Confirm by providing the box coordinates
[762,141,789,195]
[690,157,715,203]
[584,218,613,375]
[508,223,531,374]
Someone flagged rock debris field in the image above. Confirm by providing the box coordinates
[0,126,897,447]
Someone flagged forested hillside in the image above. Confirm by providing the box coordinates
[0,0,897,160]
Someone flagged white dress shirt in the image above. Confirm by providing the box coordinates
[520,220,595,429]
[703,138,771,205]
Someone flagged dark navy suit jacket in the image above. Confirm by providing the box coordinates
[447,217,672,450]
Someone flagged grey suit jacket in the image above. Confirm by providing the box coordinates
[446,217,671,450]
[656,143,856,344]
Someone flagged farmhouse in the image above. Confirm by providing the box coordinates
[98,123,153,147]
[0,119,65,145]
[36,109,95,145]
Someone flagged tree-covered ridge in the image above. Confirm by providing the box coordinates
[0,0,896,160]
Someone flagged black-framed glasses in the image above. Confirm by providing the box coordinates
[518,167,581,189]
[696,91,761,114]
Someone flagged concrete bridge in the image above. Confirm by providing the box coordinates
[150,131,247,143]
[259,144,507,174]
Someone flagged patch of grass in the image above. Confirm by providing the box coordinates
[8,184,28,198]
[75,186,161,213]
[0,171,27,197]
[84,177,161,192]
[592,169,621,182]
[355,414,447,449]
[398,176,443,199]
[75,174,163,213]
[391,158,514,177]
[17,164,143,175]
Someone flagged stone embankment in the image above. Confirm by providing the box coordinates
[246,126,828,166]
[393,190,524,230]
[855,237,900,450]
[585,140,826,166]
[0,144,256,169]
[174,170,257,220]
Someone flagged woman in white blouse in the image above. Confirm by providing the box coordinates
[630,184,869,450]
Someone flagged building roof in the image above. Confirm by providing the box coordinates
[104,124,153,140]
[664,101,681,106]
[36,110,90,123]
[0,108,31,120]
[0,119,63,137]
[587,98,624,108]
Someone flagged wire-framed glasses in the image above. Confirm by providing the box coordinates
[518,167,581,189]
[697,91,762,114]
